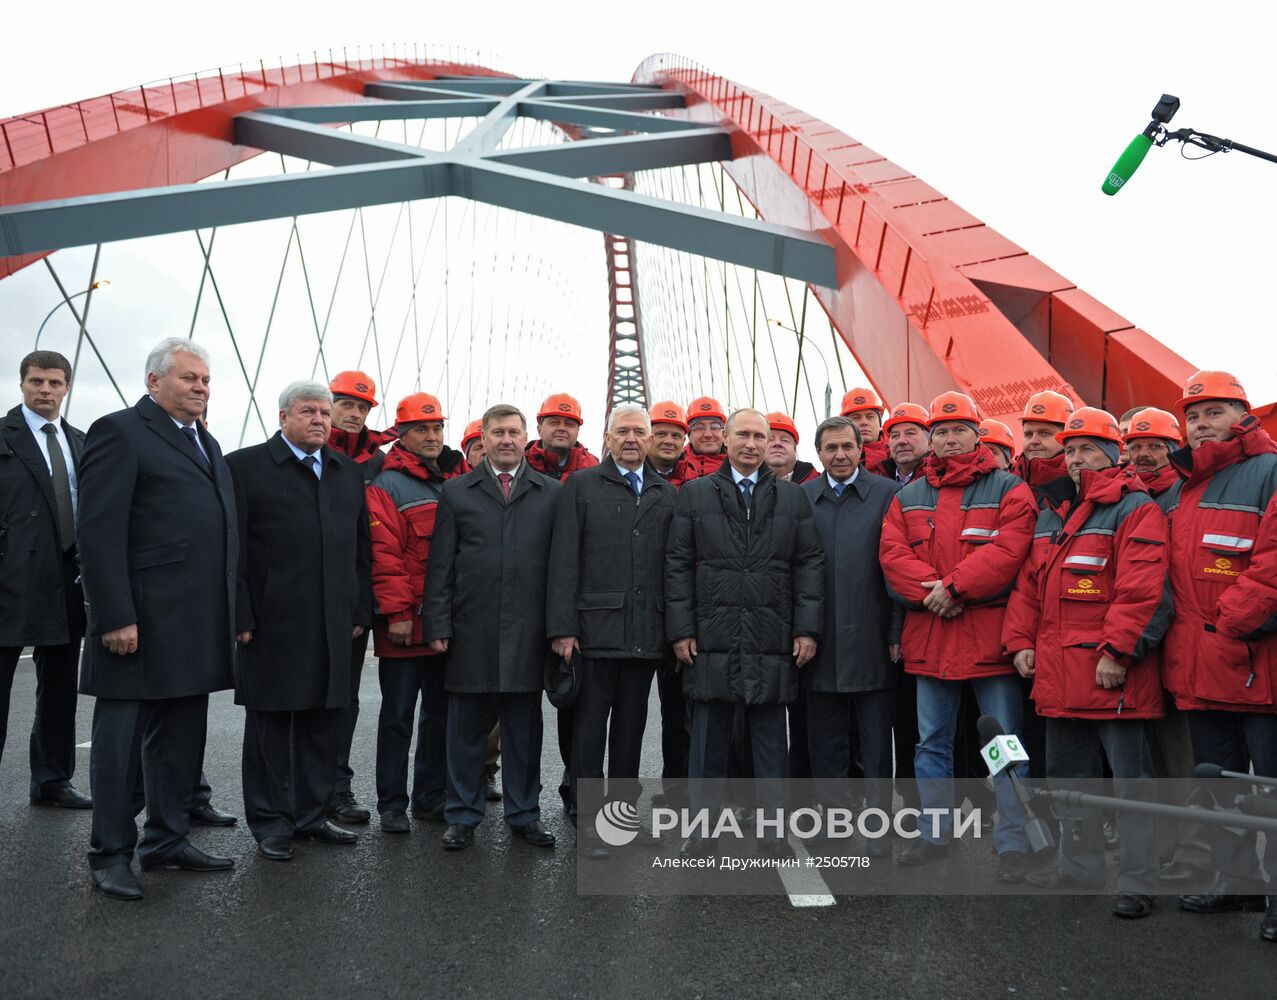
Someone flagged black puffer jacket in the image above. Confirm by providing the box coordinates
[665,462,824,704]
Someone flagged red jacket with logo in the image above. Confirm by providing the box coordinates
[524,441,599,482]
[1002,466,1170,719]
[365,444,470,658]
[879,446,1037,680]
[1164,417,1277,712]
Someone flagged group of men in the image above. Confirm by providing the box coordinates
[1,341,1274,944]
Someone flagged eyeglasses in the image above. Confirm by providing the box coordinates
[690,419,724,431]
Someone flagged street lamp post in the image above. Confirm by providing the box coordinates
[769,319,833,418]
[35,279,110,349]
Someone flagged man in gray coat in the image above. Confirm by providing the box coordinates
[801,416,902,856]
[423,404,561,852]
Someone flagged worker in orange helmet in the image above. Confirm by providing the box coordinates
[364,393,470,833]
[882,402,932,485]
[671,395,729,484]
[1123,408,1182,501]
[841,386,891,475]
[1159,373,1277,941]
[524,393,600,482]
[648,401,689,483]
[460,418,485,468]
[1002,407,1169,918]
[978,419,1016,471]
[879,391,1038,881]
[327,370,398,479]
[765,412,820,483]
[1011,389,1075,500]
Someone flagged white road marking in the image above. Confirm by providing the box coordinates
[76,741,92,749]
[781,837,835,907]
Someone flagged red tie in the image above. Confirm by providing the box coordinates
[498,472,513,500]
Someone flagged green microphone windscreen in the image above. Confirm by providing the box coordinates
[1102,134,1153,195]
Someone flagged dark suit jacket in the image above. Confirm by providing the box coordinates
[227,433,372,712]
[0,404,86,646]
[77,395,237,700]
[422,461,561,693]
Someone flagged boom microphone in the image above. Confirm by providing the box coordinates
[1101,133,1154,195]
[1193,762,1277,788]
[977,714,1054,854]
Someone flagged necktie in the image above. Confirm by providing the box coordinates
[41,423,75,552]
[302,455,320,478]
[739,478,753,510]
[624,471,641,496]
[181,425,211,472]
[833,481,848,497]
[498,472,513,500]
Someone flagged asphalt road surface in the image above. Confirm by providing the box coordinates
[1,653,1272,999]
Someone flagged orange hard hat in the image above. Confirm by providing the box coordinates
[927,391,981,426]
[978,419,1015,451]
[1174,370,1250,416]
[329,370,379,408]
[537,392,584,424]
[883,402,930,434]
[1124,407,1182,445]
[1021,389,1073,426]
[841,386,884,417]
[649,400,689,432]
[1057,406,1123,445]
[686,396,726,424]
[767,411,800,444]
[460,418,484,451]
[395,392,446,426]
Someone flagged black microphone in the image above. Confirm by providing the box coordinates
[1193,762,1277,788]
[1238,794,1277,821]
[977,714,1054,854]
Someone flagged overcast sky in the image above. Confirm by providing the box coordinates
[3,0,1274,443]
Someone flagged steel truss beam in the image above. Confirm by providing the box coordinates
[0,76,835,287]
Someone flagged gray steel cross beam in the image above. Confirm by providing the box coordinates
[0,76,835,287]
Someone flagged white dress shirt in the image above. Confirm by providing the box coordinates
[616,461,644,492]
[281,434,324,478]
[826,467,861,493]
[22,404,78,519]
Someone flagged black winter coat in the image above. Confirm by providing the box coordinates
[665,463,825,704]
[546,456,676,660]
[801,471,902,692]
[0,406,85,646]
[422,461,561,693]
[77,396,237,700]
[227,434,372,712]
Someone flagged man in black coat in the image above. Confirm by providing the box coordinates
[78,338,238,900]
[547,403,677,855]
[0,351,91,809]
[423,404,561,852]
[227,381,372,861]
[666,408,824,855]
[801,416,902,856]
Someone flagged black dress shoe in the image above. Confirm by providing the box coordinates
[410,800,445,823]
[482,768,502,803]
[896,839,949,867]
[258,837,293,862]
[996,850,1029,884]
[189,803,239,827]
[380,810,410,834]
[1026,865,1102,891]
[759,838,795,860]
[92,865,142,901]
[1114,893,1154,919]
[1178,888,1269,913]
[327,791,371,825]
[306,821,358,846]
[442,824,475,851]
[141,844,234,872]
[1261,902,1277,943]
[1158,859,1209,885]
[512,819,556,848]
[680,836,710,858]
[32,783,92,809]
[864,837,894,859]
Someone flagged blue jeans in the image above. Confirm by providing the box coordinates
[914,674,1029,854]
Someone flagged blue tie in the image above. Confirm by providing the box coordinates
[303,455,320,479]
[180,425,210,472]
[624,471,641,496]
[833,481,848,497]
[739,478,753,510]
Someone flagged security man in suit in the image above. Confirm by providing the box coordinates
[78,338,238,900]
[0,351,91,809]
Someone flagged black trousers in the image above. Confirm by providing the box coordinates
[893,673,919,808]
[1046,716,1158,894]
[807,687,895,813]
[446,691,542,829]
[335,629,370,795]
[1186,709,1277,887]
[557,702,575,808]
[242,707,340,841]
[88,694,207,870]
[572,657,655,804]
[689,700,788,834]
[375,655,447,813]
[655,659,690,785]
[1,640,81,793]
[787,689,813,780]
